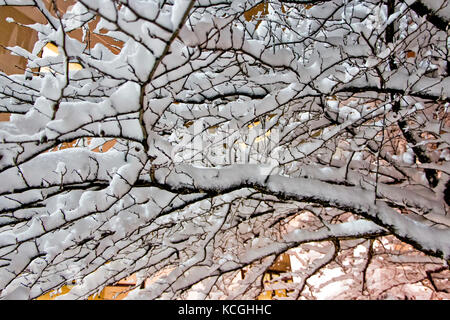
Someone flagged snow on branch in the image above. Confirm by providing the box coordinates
[0,0,449,300]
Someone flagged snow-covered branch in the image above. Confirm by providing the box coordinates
[0,0,448,300]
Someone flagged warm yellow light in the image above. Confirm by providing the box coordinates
[41,43,83,73]
[254,129,271,143]
[69,62,83,71]
[248,120,261,129]
[43,42,58,55]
